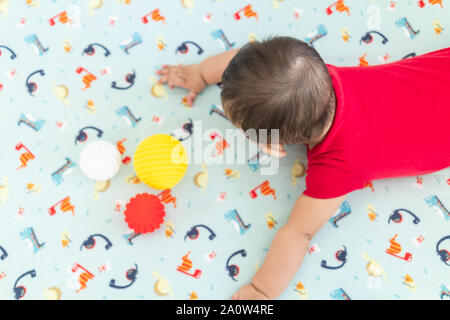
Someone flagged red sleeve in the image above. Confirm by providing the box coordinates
[303,162,366,199]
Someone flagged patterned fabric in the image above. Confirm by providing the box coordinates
[0,0,449,300]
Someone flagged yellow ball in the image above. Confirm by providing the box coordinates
[133,134,188,190]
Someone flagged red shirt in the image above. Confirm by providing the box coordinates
[304,48,450,199]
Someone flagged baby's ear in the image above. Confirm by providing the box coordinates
[271,146,287,158]
[262,144,287,158]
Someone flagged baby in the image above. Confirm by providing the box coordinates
[156,36,450,299]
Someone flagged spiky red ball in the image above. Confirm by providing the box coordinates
[124,193,165,234]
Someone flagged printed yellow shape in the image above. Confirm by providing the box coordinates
[0,177,9,207]
[363,253,387,281]
[189,292,198,300]
[294,281,309,299]
[194,164,208,192]
[124,174,141,184]
[0,0,10,15]
[43,285,62,300]
[156,36,166,51]
[433,20,444,35]
[89,0,103,15]
[248,32,257,42]
[63,39,73,53]
[291,158,306,186]
[402,274,417,292]
[340,27,351,42]
[366,204,378,222]
[61,231,72,248]
[26,182,41,193]
[181,0,195,12]
[149,76,168,101]
[165,221,175,238]
[265,212,278,230]
[84,99,97,114]
[224,168,240,179]
[153,271,173,299]
[25,0,39,8]
[53,83,70,107]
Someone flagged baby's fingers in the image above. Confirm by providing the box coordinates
[156,64,169,72]
[168,72,188,89]
[157,74,169,85]
[156,64,169,75]
[156,69,168,76]
[185,90,198,106]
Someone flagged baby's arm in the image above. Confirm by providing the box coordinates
[199,48,239,85]
[232,193,347,300]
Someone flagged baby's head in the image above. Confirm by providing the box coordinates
[221,36,335,156]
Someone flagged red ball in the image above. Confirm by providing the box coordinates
[124,193,165,234]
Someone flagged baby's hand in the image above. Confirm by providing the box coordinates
[231,283,271,300]
[156,63,207,106]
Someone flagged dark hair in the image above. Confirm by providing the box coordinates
[221,36,335,145]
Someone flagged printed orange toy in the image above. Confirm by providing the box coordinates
[124,193,166,234]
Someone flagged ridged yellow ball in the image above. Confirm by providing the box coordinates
[133,134,188,190]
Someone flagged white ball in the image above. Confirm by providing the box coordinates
[79,140,121,181]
